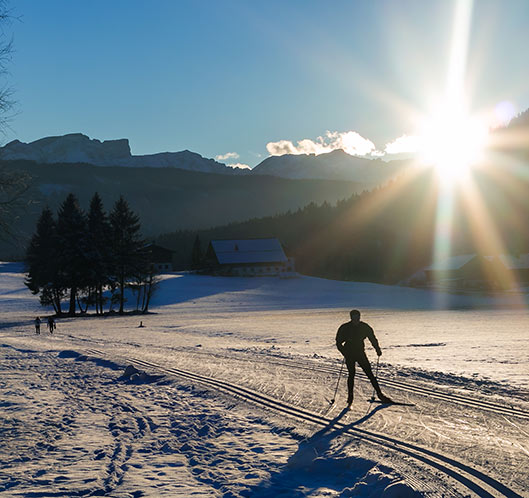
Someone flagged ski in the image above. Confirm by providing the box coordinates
[323,401,338,416]
[368,399,415,407]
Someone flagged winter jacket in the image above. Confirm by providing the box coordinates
[336,320,381,358]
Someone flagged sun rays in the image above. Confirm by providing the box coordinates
[419,0,523,296]
[314,0,527,297]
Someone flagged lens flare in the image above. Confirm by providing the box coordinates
[418,106,489,183]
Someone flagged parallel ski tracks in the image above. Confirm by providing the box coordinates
[184,349,529,421]
[276,356,529,421]
[85,347,524,498]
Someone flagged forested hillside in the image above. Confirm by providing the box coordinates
[0,160,362,259]
[159,163,529,283]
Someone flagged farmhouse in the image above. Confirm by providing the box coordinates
[491,253,529,285]
[205,238,295,276]
[422,253,529,290]
[143,243,173,272]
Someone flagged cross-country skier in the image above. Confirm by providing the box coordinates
[34,317,41,335]
[335,309,392,405]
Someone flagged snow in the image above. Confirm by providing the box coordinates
[1,263,528,497]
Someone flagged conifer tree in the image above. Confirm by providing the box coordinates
[87,193,111,314]
[191,234,203,270]
[56,193,89,315]
[25,207,64,314]
[109,195,145,314]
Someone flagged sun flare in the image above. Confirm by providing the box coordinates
[418,106,489,183]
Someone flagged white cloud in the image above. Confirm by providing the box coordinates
[228,162,251,170]
[266,130,376,157]
[384,134,420,155]
[216,152,240,161]
[265,140,299,156]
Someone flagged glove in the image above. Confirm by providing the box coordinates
[376,349,382,357]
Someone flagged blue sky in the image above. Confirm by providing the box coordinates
[5,0,529,167]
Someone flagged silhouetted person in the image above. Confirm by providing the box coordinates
[336,309,392,405]
[47,316,55,334]
[34,317,41,335]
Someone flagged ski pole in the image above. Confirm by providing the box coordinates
[370,355,380,402]
[330,357,345,404]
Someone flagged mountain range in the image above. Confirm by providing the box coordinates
[0,133,242,174]
[253,149,405,184]
[0,133,406,185]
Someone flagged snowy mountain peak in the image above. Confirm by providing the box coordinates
[1,133,131,165]
[252,149,406,183]
[0,133,244,175]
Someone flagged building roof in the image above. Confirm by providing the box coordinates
[487,253,529,270]
[142,243,173,263]
[425,253,529,271]
[424,254,475,271]
[210,238,287,265]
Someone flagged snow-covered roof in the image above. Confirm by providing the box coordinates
[424,254,475,271]
[486,253,529,270]
[425,253,529,271]
[210,238,287,265]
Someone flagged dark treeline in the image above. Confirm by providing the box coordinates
[25,192,158,316]
[158,164,529,283]
[0,159,363,260]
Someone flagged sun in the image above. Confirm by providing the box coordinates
[417,105,489,183]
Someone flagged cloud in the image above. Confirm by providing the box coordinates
[384,134,420,155]
[228,162,251,170]
[216,152,240,161]
[265,140,299,156]
[266,130,377,157]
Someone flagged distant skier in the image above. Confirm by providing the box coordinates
[34,317,41,335]
[47,316,55,334]
[335,309,392,405]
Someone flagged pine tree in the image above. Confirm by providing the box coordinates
[191,234,203,270]
[109,196,145,314]
[87,193,111,314]
[25,207,64,314]
[56,193,89,316]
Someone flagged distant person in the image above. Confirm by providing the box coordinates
[34,317,41,335]
[336,309,392,405]
[47,316,55,334]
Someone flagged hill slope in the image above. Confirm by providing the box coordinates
[252,149,406,184]
[0,160,363,259]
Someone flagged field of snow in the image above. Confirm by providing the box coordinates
[1,262,528,497]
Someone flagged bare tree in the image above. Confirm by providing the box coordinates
[0,0,25,240]
[0,166,29,239]
[0,1,14,130]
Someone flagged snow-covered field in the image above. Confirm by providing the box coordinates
[1,262,528,497]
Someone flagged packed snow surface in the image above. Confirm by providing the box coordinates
[1,262,528,497]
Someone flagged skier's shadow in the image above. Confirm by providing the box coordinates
[247,404,387,496]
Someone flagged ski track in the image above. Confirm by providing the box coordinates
[1,334,528,497]
[2,344,431,498]
[2,266,529,497]
[80,346,526,498]
[154,348,529,421]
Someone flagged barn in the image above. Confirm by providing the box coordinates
[143,243,173,272]
[422,253,529,290]
[205,238,295,276]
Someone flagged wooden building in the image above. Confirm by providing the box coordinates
[205,238,295,276]
[143,243,173,272]
[423,253,529,290]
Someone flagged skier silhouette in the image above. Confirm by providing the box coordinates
[34,317,41,335]
[47,316,55,334]
[335,309,392,405]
